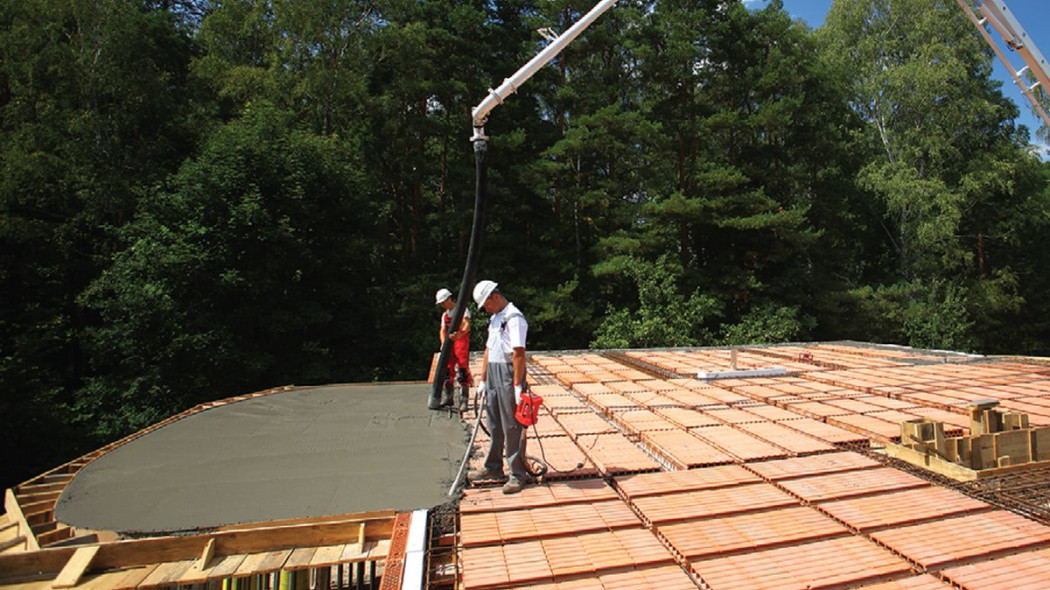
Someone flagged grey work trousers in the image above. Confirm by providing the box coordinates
[483,362,528,481]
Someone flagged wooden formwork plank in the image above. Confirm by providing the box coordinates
[195,554,247,581]
[137,561,193,589]
[0,514,395,581]
[307,544,345,568]
[280,547,317,571]
[252,549,292,574]
[3,489,39,551]
[52,546,100,589]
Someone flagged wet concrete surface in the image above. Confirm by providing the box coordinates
[55,384,468,534]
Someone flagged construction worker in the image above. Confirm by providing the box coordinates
[468,280,530,494]
[436,288,472,409]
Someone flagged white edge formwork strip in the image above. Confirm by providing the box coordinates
[696,367,789,380]
[400,509,428,590]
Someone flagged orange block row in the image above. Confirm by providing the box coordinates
[939,545,1050,590]
[511,565,699,590]
[658,505,849,559]
[587,393,640,413]
[852,574,952,589]
[629,482,798,524]
[657,388,725,407]
[689,425,787,462]
[461,498,640,546]
[690,536,912,590]
[615,464,760,498]
[776,417,870,445]
[576,433,662,475]
[640,429,734,468]
[523,436,600,479]
[462,526,680,588]
[611,409,678,433]
[741,404,807,421]
[817,486,991,532]
[734,421,837,455]
[554,411,617,439]
[540,528,676,577]
[653,406,723,429]
[870,510,1050,569]
[703,406,766,425]
[777,466,930,502]
[623,389,679,407]
[745,451,881,481]
[460,479,615,514]
[826,414,905,441]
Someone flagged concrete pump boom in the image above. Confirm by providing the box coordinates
[955,0,1050,131]
[470,0,620,141]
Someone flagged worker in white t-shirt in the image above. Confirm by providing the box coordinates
[467,280,530,494]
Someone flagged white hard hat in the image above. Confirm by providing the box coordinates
[473,280,498,307]
[435,288,452,305]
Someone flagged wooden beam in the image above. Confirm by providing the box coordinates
[882,443,979,481]
[0,515,395,581]
[214,511,395,533]
[51,546,99,589]
[4,489,40,552]
[194,539,215,571]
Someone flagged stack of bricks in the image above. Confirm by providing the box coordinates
[900,399,1050,469]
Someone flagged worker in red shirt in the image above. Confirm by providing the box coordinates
[436,288,472,409]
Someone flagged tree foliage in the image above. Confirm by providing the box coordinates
[2,0,1049,488]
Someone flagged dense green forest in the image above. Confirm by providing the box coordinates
[3,0,1049,488]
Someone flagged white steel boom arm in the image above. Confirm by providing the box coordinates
[470,0,620,141]
[955,0,1050,131]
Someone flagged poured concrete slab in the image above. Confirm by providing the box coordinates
[55,384,467,534]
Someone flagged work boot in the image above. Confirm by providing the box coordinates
[467,468,506,483]
[458,385,469,411]
[502,477,526,495]
[440,382,454,407]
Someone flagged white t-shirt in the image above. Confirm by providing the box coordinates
[486,302,527,364]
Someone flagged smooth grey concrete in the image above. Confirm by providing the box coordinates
[55,384,467,534]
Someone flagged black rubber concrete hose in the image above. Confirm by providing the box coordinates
[430,139,488,409]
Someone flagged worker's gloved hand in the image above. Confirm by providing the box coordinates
[476,381,487,397]
[514,384,523,404]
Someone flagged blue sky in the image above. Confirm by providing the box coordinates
[746,0,1049,157]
